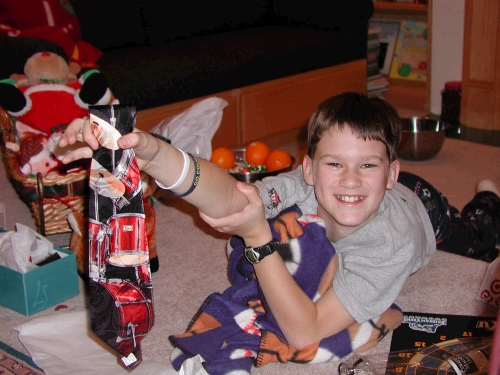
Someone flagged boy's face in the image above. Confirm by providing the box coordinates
[303,127,400,242]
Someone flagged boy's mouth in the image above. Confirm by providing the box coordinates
[336,195,365,203]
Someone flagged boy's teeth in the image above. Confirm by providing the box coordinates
[338,195,361,202]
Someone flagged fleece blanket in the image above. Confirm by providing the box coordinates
[169,205,403,375]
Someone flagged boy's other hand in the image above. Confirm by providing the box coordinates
[199,181,272,246]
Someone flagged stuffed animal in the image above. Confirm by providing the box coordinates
[0,50,114,177]
[68,172,159,276]
[0,50,111,135]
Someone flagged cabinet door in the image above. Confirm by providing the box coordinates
[461,0,500,130]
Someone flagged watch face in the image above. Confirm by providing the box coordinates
[245,248,260,264]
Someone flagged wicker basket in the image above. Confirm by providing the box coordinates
[0,107,88,236]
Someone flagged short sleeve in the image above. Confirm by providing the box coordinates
[253,166,317,218]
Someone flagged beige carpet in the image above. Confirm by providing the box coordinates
[0,137,498,374]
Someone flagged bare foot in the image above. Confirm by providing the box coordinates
[477,180,500,196]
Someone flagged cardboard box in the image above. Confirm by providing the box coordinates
[0,246,79,316]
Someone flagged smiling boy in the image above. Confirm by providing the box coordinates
[200,93,436,349]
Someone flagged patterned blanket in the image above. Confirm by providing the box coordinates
[169,205,403,374]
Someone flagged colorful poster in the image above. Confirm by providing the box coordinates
[389,20,428,82]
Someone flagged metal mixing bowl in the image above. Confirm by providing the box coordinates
[398,117,449,161]
[229,148,295,183]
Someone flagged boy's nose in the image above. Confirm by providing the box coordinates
[339,170,362,188]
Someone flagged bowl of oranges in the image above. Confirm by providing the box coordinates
[210,141,294,182]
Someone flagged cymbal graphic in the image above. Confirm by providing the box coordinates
[90,113,121,150]
[90,159,125,198]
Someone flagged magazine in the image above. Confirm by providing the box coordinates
[386,312,496,374]
[389,20,428,82]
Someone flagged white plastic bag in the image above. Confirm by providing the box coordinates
[151,97,228,159]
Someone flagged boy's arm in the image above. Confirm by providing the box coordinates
[201,182,356,349]
[59,118,249,219]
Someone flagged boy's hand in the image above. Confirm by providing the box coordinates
[199,181,272,246]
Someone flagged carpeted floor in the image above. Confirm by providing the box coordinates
[0,136,499,374]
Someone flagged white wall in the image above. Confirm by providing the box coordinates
[430,0,465,115]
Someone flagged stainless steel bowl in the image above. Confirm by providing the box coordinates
[229,148,295,183]
[398,117,449,161]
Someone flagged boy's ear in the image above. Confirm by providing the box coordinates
[302,155,314,186]
[386,160,400,189]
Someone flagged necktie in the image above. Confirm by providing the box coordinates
[87,105,154,369]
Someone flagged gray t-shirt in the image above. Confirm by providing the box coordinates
[254,167,436,323]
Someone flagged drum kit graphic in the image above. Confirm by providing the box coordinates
[87,105,154,369]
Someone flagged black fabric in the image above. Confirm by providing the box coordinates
[140,0,273,44]
[273,0,374,31]
[70,0,147,51]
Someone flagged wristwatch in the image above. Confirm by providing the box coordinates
[244,239,277,264]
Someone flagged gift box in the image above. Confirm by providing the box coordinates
[0,243,79,316]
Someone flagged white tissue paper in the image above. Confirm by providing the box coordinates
[151,97,228,160]
[0,223,52,273]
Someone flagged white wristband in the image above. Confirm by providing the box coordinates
[156,148,190,190]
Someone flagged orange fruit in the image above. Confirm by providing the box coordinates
[245,141,270,166]
[210,147,235,170]
[265,149,293,172]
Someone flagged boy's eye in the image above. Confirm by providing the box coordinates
[361,164,376,168]
[328,162,341,167]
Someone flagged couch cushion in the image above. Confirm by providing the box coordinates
[70,0,147,51]
[96,25,365,111]
[141,0,272,44]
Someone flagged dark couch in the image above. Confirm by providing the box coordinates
[71,0,373,112]
[0,0,373,147]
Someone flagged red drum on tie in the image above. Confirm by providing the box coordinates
[97,279,154,355]
[107,214,149,267]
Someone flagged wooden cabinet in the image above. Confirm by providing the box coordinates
[461,0,500,131]
[136,59,367,149]
[371,1,431,113]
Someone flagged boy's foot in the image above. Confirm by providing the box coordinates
[477,179,500,196]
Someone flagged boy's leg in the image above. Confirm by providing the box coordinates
[398,172,500,262]
[456,180,500,262]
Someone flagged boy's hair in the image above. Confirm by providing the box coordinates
[307,92,402,162]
